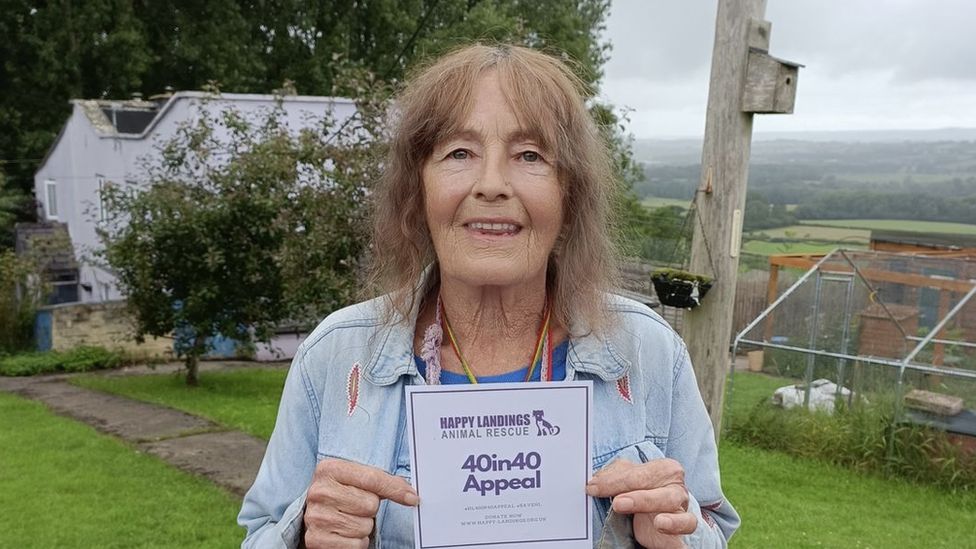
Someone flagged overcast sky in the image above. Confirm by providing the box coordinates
[600,0,976,138]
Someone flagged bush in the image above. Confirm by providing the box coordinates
[0,346,124,376]
[727,395,976,490]
[0,251,44,353]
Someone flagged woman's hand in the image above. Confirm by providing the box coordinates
[304,458,419,549]
[586,458,697,549]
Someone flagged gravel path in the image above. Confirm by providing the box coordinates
[0,362,283,497]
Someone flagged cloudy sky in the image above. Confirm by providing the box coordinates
[600,0,976,138]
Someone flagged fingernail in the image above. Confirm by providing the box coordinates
[614,497,634,512]
[404,491,420,506]
[585,485,599,497]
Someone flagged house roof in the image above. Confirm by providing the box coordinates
[36,91,356,174]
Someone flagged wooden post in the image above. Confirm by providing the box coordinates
[682,0,799,437]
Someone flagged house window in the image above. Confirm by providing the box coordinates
[45,180,58,220]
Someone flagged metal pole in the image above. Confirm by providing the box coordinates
[836,274,856,402]
[901,283,976,367]
[804,270,824,407]
[737,338,976,380]
[733,252,835,349]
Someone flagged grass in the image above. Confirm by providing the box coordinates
[722,442,976,548]
[0,392,243,548]
[722,371,976,547]
[72,367,287,440]
[801,219,976,235]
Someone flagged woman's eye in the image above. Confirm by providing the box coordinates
[448,149,469,160]
[519,151,541,163]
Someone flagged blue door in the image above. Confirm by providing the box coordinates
[35,310,53,351]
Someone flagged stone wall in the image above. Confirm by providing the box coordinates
[45,300,174,359]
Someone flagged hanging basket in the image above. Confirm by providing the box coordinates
[651,269,713,309]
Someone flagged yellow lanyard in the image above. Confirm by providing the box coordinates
[440,299,551,384]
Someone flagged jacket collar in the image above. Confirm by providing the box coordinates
[360,274,630,385]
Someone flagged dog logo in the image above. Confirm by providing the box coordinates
[532,410,561,436]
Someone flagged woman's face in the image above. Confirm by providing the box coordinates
[422,72,564,290]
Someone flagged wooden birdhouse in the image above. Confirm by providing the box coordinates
[741,19,802,114]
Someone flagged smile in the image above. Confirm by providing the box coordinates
[465,222,522,235]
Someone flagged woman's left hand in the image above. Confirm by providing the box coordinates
[586,458,697,549]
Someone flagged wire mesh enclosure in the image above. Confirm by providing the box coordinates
[729,249,976,471]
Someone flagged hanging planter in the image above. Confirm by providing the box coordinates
[651,268,713,309]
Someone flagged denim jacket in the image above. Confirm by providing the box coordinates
[239,292,739,548]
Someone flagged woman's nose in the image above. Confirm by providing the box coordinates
[472,155,510,201]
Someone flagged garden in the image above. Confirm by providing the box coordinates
[4,364,975,547]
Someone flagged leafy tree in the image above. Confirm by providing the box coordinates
[99,86,384,385]
[0,171,28,249]
[0,248,46,353]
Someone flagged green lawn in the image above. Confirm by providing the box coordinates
[72,367,287,439]
[71,367,976,547]
[722,442,976,548]
[801,219,976,235]
[0,392,243,549]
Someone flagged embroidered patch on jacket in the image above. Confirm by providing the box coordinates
[347,362,361,416]
[616,374,633,404]
[700,500,723,528]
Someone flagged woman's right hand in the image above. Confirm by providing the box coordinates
[304,458,420,549]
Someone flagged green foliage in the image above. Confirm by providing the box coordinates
[743,192,797,231]
[0,392,242,548]
[0,346,123,376]
[98,90,383,383]
[0,250,43,353]
[0,171,28,249]
[0,0,614,198]
[727,373,976,490]
[651,267,712,284]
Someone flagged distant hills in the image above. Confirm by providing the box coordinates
[632,128,976,226]
[633,128,976,167]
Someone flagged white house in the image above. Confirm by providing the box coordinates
[24,91,356,359]
[31,91,357,305]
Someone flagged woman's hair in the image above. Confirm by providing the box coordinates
[368,43,620,334]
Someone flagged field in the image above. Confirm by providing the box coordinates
[741,240,849,256]
[800,219,976,235]
[747,224,871,243]
[641,196,690,209]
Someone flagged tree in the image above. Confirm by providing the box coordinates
[0,171,28,249]
[99,86,384,385]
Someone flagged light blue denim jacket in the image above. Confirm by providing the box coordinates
[239,292,739,548]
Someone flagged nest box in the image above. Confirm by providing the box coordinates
[741,19,802,114]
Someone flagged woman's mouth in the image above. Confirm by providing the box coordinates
[465,222,522,236]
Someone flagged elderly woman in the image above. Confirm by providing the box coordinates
[239,44,738,548]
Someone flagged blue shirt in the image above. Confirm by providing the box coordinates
[414,340,569,383]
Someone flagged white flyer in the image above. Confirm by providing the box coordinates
[405,381,593,549]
